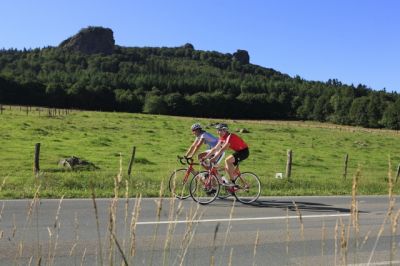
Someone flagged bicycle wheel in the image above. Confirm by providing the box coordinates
[218,184,232,199]
[168,168,194,199]
[233,172,261,204]
[189,172,220,205]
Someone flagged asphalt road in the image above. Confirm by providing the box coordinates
[0,196,399,266]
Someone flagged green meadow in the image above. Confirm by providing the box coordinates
[0,106,399,198]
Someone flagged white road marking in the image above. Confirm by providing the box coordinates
[136,213,350,225]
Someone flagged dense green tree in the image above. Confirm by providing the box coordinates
[349,96,369,127]
[313,95,332,122]
[381,99,400,130]
[142,94,167,114]
[0,45,399,129]
[164,92,187,115]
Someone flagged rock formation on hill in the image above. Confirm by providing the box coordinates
[233,49,250,64]
[59,26,115,55]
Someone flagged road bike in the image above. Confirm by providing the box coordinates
[168,155,206,199]
[189,160,261,205]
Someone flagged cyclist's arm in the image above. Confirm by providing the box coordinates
[203,140,222,159]
[211,141,230,161]
[185,138,204,158]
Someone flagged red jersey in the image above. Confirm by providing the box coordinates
[219,133,248,152]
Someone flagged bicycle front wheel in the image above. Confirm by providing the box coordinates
[168,168,193,199]
[189,173,220,205]
[233,172,261,204]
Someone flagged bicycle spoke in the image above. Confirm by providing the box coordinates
[233,172,261,204]
[190,173,220,205]
[168,168,192,199]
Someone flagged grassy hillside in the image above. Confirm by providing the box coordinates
[0,105,399,198]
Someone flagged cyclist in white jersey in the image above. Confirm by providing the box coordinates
[185,123,224,168]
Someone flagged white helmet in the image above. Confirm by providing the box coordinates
[215,123,228,131]
[191,123,202,131]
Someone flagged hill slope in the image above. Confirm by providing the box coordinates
[0,106,399,198]
[0,26,399,129]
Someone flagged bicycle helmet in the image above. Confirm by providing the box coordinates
[215,123,228,131]
[191,123,202,131]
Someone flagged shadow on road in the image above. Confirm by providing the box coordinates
[215,197,362,213]
[246,199,365,213]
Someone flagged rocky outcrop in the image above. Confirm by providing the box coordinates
[59,26,115,55]
[233,49,250,64]
[58,156,98,170]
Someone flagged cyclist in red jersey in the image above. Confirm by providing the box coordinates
[203,123,249,184]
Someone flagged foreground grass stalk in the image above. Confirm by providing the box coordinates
[390,209,400,263]
[108,154,123,265]
[228,247,234,266]
[348,167,361,265]
[69,212,79,262]
[46,227,53,265]
[286,208,291,257]
[110,230,128,266]
[14,185,41,265]
[108,198,118,265]
[367,157,396,265]
[129,194,142,260]
[252,230,260,266]
[0,202,5,239]
[149,180,164,266]
[164,200,185,265]
[123,180,129,256]
[339,217,347,266]
[222,199,236,254]
[172,202,202,266]
[80,247,87,266]
[91,186,104,266]
[0,177,8,191]
[178,204,203,266]
[292,201,305,265]
[47,196,64,265]
[321,219,326,265]
[334,218,338,265]
[162,195,178,265]
[359,230,371,250]
[209,222,220,266]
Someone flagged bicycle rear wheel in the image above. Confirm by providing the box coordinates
[189,173,220,205]
[233,172,261,204]
[168,168,197,199]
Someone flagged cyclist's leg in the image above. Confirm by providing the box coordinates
[198,150,211,170]
[231,148,249,180]
[224,155,236,181]
[215,151,225,165]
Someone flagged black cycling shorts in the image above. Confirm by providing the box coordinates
[233,147,249,166]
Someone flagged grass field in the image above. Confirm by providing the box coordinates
[0,105,399,198]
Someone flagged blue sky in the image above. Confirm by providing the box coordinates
[1,0,399,92]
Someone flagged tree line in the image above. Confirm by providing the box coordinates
[0,45,399,129]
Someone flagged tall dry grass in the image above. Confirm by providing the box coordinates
[1,153,399,265]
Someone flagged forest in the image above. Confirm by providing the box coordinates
[0,43,399,129]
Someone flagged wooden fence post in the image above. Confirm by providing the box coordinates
[127,146,136,177]
[34,143,41,175]
[396,163,400,183]
[343,154,349,179]
[286,149,292,179]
